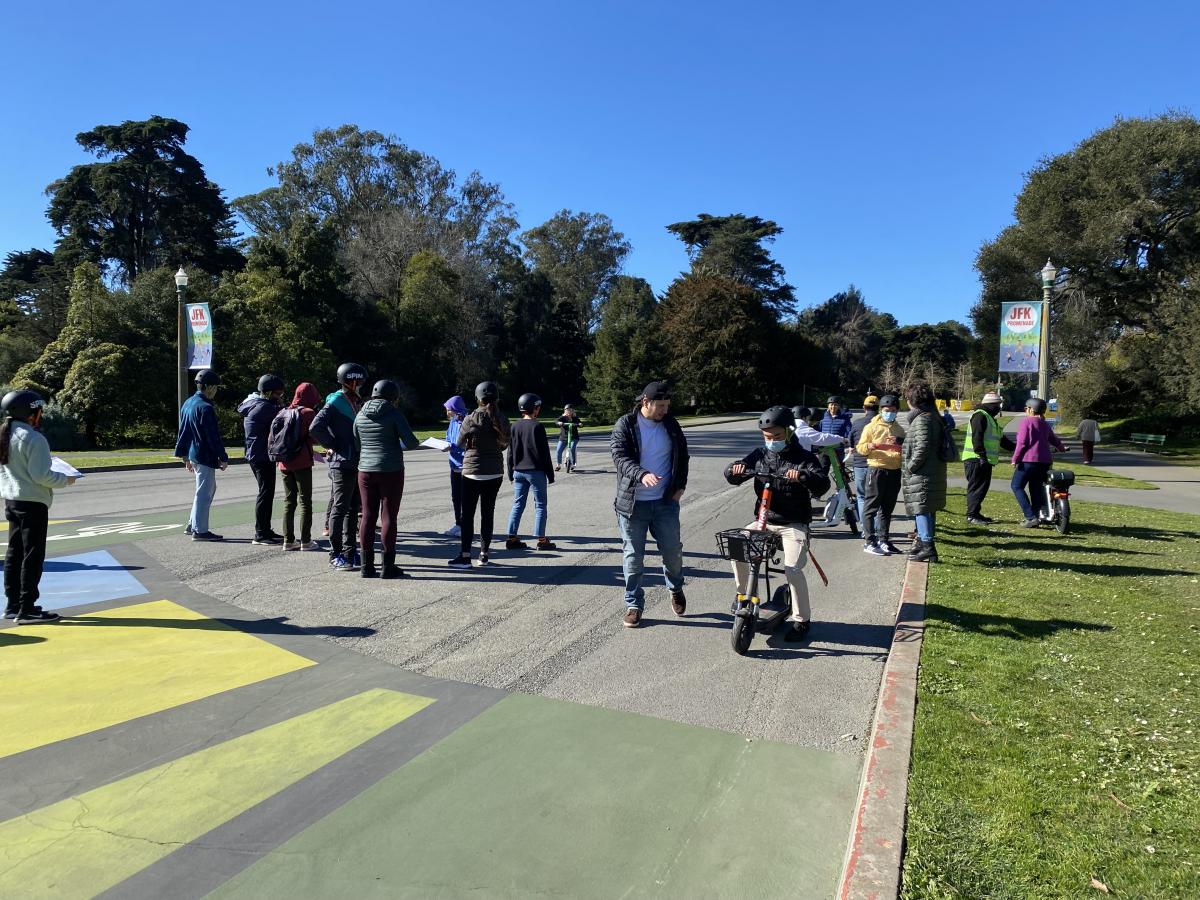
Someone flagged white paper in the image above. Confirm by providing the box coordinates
[50,457,84,478]
[421,437,452,451]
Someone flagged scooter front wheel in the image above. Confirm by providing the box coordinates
[1055,497,1071,535]
[845,504,859,536]
[732,613,755,655]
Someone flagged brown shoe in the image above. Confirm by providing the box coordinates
[623,608,642,628]
[670,590,686,616]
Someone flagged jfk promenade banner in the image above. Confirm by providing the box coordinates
[186,302,213,370]
[999,301,1041,373]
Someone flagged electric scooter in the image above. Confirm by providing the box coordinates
[810,444,859,535]
[1038,469,1074,534]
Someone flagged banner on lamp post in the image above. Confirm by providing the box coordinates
[998,301,1041,373]
[186,303,213,370]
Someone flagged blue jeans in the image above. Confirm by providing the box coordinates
[556,439,578,468]
[190,463,217,533]
[507,471,548,537]
[853,466,868,527]
[617,498,684,610]
[1011,462,1050,519]
[914,512,936,543]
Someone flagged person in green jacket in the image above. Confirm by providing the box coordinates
[902,381,948,563]
[354,379,419,579]
[1,390,76,624]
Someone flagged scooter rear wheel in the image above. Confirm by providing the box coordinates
[845,504,859,536]
[732,613,755,655]
[1055,497,1070,535]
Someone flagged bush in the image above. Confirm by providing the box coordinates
[40,402,89,451]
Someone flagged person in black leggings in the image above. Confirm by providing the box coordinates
[449,381,510,569]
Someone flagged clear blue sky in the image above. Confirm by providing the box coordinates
[3,0,1198,327]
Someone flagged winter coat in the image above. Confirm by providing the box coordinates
[610,409,690,516]
[820,409,854,438]
[354,399,419,473]
[458,408,511,479]
[507,419,555,481]
[901,408,947,515]
[236,393,282,464]
[309,390,363,470]
[848,413,877,468]
[174,391,228,469]
[0,421,68,508]
[1011,415,1066,465]
[723,436,829,525]
[280,383,321,473]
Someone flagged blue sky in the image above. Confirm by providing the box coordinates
[3,0,1198,327]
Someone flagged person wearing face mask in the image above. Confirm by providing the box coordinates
[174,369,229,542]
[724,406,830,642]
[962,390,1016,525]
[856,395,906,556]
[310,362,367,571]
[849,394,880,529]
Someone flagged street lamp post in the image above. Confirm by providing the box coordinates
[175,267,189,415]
[1038,258,1056,400]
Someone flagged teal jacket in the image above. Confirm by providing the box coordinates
[0,421,69,508]
[353,399,419,473]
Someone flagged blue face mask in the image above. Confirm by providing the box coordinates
[765,438,788,452]
[881,411,897,424]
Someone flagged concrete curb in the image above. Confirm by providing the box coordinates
[838,559,929,899]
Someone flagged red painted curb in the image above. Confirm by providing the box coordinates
[839,559,929,900]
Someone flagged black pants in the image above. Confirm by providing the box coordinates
[861,467,901,543]
[328,467,361,557]
[249,460,277,538]
[4,500,49,616]
[460,477,502,556]
[450,468,463,526]
[282,467,313,543]
[964,458,994,519]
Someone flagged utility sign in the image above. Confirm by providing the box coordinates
[186,302,213,370]
[999,302,1040,373]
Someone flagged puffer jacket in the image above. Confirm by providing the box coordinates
[458,408,511,479]
[354,399,419,473]
[236,393,281,464]
[309,390,363,470]
[902,407,948,515]
[611,408,689,516]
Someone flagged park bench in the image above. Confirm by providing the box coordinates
[1122,432,1167,453]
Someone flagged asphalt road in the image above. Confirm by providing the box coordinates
[56,422,908,753]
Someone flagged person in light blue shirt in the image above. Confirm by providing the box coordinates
[442,395,468,537]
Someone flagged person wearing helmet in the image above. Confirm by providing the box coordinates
[856,394,906,556]
[1010,395,1068,526]
[441,395,469,537]
[820,396,854,439]
[449,381,511,568]
[505,392,556,551]
[611,381,690,628]
[849,394,881,527]
[353,379,419,579]
[238,374,286,545]
[725,406,830,642]
[962,390,1016,525]
[555,404,582,473]
[174,369,229,542]
[310,363,367,570]
[790,406,847,454]
[1,390,77,624]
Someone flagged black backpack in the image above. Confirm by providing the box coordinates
[267,407,304,463]
[937,415,956,462]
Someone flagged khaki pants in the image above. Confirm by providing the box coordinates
[730,522,811,622]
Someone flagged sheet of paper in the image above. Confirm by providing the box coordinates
[420,437,452,451]
[50,457,84,478]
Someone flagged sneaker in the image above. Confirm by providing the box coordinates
[535,539,557,551]
[784,620,810,643]
[3,610,18,620]
[884,542,901,556]
[966,516,990,526]
[505,537,528,550]
[349,549,362,569]
[863,541,887,556]
[283,540,301,551]
[810,518,837,528]
[670,590,686,616]
[1019,518,1040,528]
[442,524,462,537]
[976,515,995,524]
[554,465,561,472]
[330,554,353,571]
[301,540,321,551]
[16,608,61,625]
[448,555,472,569]
[184,523,194,536]
[623,607,642,628]
[472,554,491,568]
[192,531,224,542]
[252,535,283,545]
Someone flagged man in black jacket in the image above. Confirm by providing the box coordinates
[725,406,830,642]
[237,374,285,545]
[611,382,690,628]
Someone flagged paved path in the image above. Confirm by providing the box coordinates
[2,422,906,898]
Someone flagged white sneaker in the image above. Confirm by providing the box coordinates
[300,540,321,551]
[443,525,462,537]
[283,540,300,551]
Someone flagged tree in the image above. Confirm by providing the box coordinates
[666,214,795,316]
[798,286,895,393]
[521,210,630,330]
[583,276,661,419]
[59,343,136,445]
[45,117,241,282]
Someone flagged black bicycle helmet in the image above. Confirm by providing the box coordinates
[195,369,221,386]
[475,381,499,403]
[758,406,794,430]
[827,395,843,406]
[336,362,367,385]
[1026,397,1048,415]
[517,392,542,412]
[792,405,813,423]
[258,373,284,393]
[371,379,400,402]
[1,389,45,421]
[879,394,900,408]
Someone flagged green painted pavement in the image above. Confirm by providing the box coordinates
[211,692,860,899]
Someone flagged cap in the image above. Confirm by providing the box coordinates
[981,391,1003,405]
[863,394,879,408]
[641,381,671,401]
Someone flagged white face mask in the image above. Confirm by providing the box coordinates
[765,438,787,452]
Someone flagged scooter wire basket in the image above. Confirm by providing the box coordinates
[715,528,783,565]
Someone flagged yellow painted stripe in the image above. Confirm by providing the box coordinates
[0,599,315,758]
[0,519,76,533]
[0,688,434,898]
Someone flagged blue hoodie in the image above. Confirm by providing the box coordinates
[236,393,282,464]
[309,390,362,470]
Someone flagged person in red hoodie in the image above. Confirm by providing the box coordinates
[1010,397,1069,526]
[279,383,322,550]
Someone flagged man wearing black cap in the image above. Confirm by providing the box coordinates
[610,381,690,628]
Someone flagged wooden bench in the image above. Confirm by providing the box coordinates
[1122,433,1167,453]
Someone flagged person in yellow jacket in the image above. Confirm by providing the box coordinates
[856,394,905,556]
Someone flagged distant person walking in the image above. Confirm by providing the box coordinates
[857,394,905,556]
[175,369,229,542]
[962,391,1015,525]
[277,382,322,551]
[310,362,367,571]
[448,382,511,569]
[611,382,689,628]
[441,395,468,536]
[555,404,582,473]
[354,379,419,579]
[1,390,76,624]
[1077,414,1100,465]
[505,393,556,551]
[238,373,285,545]
[902,381,948,563]
[1011,397,1067,526]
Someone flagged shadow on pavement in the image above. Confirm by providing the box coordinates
[56,614,375,639]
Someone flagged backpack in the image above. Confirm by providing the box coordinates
[267,407,304,463]
[936,415,955,462]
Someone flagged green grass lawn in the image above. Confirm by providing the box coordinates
[902,490,1200,898]
[947,456,1157,491]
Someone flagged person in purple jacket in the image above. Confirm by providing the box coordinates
[1010,397,1069,526]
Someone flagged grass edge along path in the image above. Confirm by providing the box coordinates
[901,490,1199,898]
